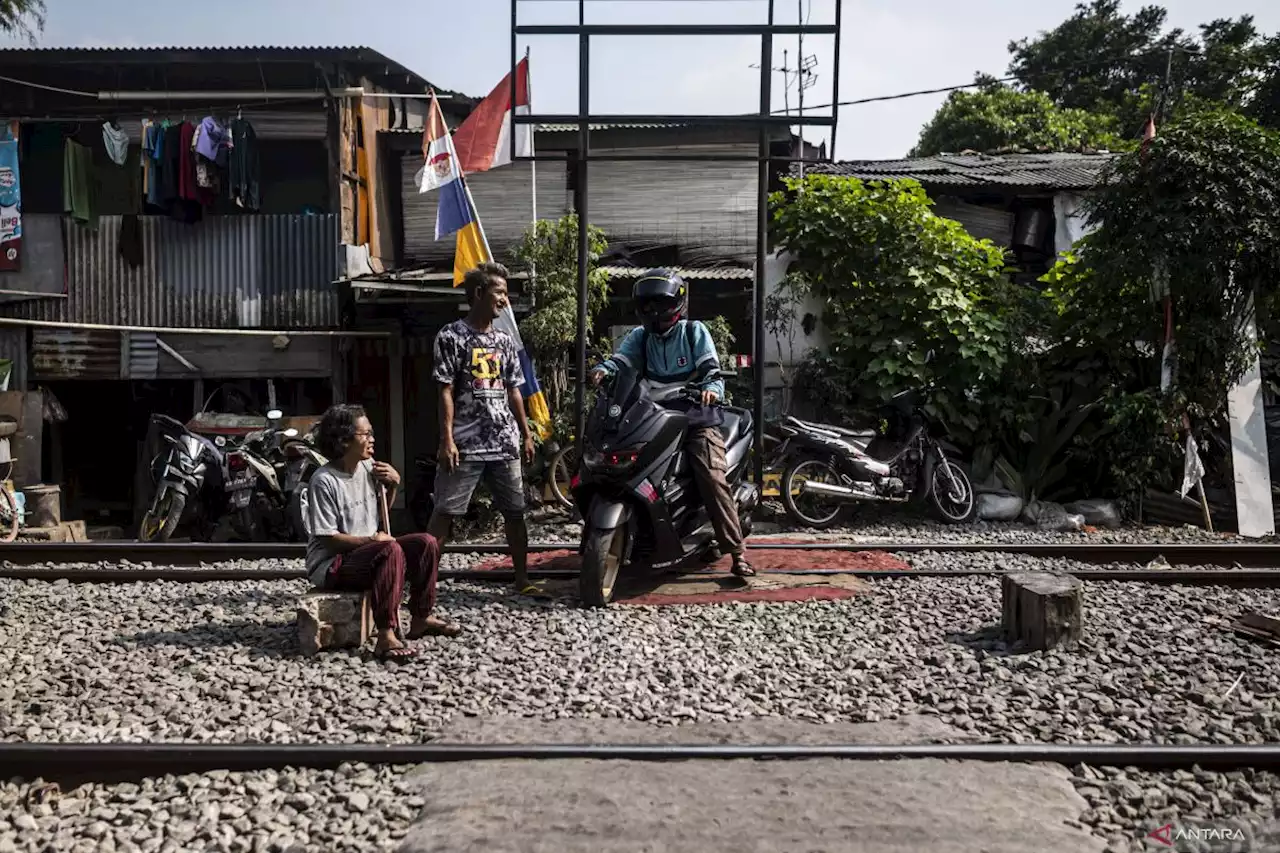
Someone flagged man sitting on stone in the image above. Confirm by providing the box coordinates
[306,403,460,663]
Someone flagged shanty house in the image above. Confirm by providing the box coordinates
[0,45,467,526]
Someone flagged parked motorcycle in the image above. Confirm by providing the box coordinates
[571,363,759,607]
[239,409,310,541]
[773,389,977,529]
[139,414,260,542]
[280,419,326,540]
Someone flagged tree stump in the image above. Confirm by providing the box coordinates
[1001,572,1083,652]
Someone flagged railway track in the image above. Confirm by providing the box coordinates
[4,741,1279,784]
[1,540,1280,585]
[1,539,1278,567]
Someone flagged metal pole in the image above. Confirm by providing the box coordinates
[796,0,804,182]
[574,0,590,447]
[510,0,518,165]
[752,0,775,495]
[829,0,843,156]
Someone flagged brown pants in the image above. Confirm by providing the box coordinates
[328,533,441,632]
[686,425,744,557]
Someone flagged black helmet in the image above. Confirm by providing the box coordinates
[633,268,688,334]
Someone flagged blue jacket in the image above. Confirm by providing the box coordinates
[597,320,725,401]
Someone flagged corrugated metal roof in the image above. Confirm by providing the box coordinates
[0,45,472,101]
[599,265,754,280]
[536,123,688,133]
[797,153,1116,190]
[0,214,341,329]
[382,123,686,135]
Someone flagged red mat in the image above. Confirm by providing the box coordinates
[472,544,910,574]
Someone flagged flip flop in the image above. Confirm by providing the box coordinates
[375,645,418,664]
[406,619,462,639]
[513,583,552,599]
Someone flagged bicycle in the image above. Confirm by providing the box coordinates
[0,459,19,543]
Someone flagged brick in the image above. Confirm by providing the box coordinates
[297,591,372,656]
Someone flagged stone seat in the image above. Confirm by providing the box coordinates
[297,590,372,656]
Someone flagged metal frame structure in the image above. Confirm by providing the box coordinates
[509,0,844,488]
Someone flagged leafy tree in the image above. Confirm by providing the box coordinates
[1036,108,1280,503]
[1007,0,1279,132]
[912,81,1126,156]
[511,214,611,440]
[768,174,1017,439]
[0,0,45,43]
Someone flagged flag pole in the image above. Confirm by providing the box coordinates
[527,47,538,236]
[523,48,539,304]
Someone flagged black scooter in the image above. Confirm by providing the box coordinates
[140,414,258,541]
[571,363,759,607]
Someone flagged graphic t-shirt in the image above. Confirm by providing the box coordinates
[432,319,525,461]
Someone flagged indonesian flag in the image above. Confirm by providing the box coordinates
[451,57,532,174]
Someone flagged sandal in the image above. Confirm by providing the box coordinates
[514,582,552,599]
[406,617,462,639]
[376,645,418,664]
[731,557,756,578]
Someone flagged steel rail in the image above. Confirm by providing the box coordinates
[2,541,1279,567]
[3,566,1280,586]
[3,742,1278,783]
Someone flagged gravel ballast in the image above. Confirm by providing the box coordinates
[0,763,420,853]
[1,560,1276,745]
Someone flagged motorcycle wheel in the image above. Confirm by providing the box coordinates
[930,459,978,524]
[780,458,848,529]
[580,525,627,608]
[139,492,185,542]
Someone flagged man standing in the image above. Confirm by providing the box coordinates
[428,262,539,595]
[306,403,460,664]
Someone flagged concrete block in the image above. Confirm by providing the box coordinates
[297,591,372,656]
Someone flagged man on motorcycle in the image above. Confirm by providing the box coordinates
[589,269,755,577]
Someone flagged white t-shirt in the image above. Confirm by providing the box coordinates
[304,459,380,586]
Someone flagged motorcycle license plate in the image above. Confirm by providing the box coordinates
[225,471,256,493]
[230,489,252,509]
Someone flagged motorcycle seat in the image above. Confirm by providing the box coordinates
[719,407,753,447]
[786,416,876,439]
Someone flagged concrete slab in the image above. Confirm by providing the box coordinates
[397,719,1104,853]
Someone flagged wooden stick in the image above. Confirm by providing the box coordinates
[377,484,391,535]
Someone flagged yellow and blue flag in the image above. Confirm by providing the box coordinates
[419,92,553,441]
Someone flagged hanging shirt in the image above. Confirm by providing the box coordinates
[228,118,260,211]
[194,116,227,163]
[142,120,163,209]
[62,139,96,230]
[101,122,129,166]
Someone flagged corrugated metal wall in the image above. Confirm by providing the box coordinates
[31,328,121,380]
[401,158,570,264]
[126,332,159,380]
[400,145,758,265]
[0,327,27,389]
[0,214,341,328]
[586,145,758,264]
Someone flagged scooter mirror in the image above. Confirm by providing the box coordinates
[283,428,299,438]
[267,409,283,421]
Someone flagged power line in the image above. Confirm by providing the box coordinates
[788,44,1206,114]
